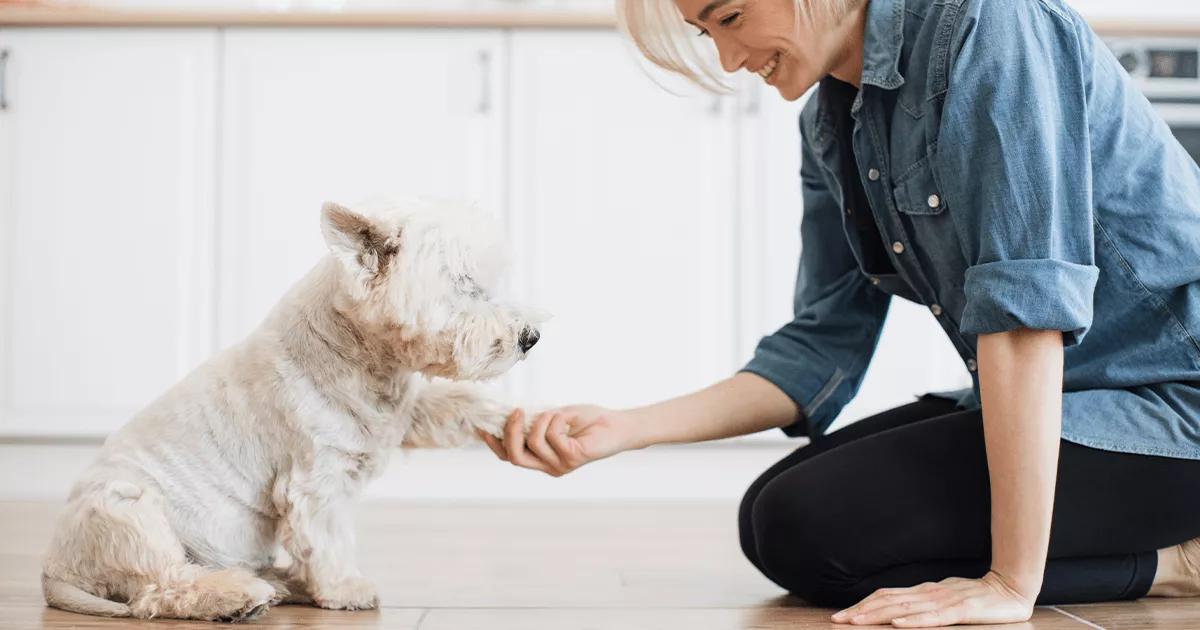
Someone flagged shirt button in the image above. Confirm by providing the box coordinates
[868,168,881,182]
[892,241,905,254]
[870,277,880,286]
[967,358,978,372]
[931,304,943,316]
[927,194,941,209]
[845,207,853,216]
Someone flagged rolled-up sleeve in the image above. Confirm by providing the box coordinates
[741,114,892,437]
[937,1,1099,346]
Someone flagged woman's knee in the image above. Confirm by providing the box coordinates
[737,481,763,571]
[738,453,804,573]
[746,475,863,606]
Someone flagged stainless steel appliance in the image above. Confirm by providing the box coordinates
[1107,37,1200,164]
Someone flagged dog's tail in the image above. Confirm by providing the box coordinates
[43,575,131,618]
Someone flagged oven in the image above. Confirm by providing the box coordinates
[1106,38,1200,165]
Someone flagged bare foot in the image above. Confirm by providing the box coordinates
[1149,537,1200,597]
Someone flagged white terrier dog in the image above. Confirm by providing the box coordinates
[41,197,542,622]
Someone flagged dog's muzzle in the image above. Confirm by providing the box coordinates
[518,328,540,354]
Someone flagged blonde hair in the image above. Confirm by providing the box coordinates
[615,0,861,92]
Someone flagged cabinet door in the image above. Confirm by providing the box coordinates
[735,78,807,364]
[508,31,739,409]
[219,29,505,346]
[0,29,217,436]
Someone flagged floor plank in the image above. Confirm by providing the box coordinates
[4,605,426,629]
[0,501,1180,628]
[1060,600,1200,629]
[418,606,1091,630]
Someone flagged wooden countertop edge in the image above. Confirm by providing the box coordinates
[1090,19,1200,36]
[0,5,618,27]
[0,5,1199,33]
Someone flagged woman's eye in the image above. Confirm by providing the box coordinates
[695,9,739,37]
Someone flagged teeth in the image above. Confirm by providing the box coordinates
[757,53,780,80]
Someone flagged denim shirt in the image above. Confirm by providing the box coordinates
[741,0,1200,459]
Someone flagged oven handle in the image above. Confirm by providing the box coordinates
[1154,102,1200,125]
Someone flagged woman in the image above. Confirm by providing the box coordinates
[481,0,1200,626]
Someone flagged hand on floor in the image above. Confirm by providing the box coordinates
[830,571,1035,627]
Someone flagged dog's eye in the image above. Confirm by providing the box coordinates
[455,273,489,300]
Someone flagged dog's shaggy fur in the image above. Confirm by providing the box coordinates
[41,197,543,621]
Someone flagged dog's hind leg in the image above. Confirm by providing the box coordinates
[128,565,275,622]
[44,480,275,621]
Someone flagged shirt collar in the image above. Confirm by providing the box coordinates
[812,0,907,141]
[860,0,907,90]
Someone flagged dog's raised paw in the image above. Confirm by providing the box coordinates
[312,576,379,611]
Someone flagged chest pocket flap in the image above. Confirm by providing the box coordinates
[893,154,946,216]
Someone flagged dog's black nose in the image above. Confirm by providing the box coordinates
[518,328,540,353]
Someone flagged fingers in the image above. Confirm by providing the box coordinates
[545,413,579,470]
[477,429,507,462]
[833,584,951,626]
[832,589,905,624]
[501,409,559,476]
[502,408,526,460]
[838,596,944,626]
[525,412,565,473]
[890,603,965,628]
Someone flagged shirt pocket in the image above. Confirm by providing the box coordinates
[893,154,945,216]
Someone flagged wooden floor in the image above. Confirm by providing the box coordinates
[1,502,1196,629]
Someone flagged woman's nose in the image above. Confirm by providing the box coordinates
[716,37,750,73]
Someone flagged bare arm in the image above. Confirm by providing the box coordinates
[624,372,800,448]
[830,328,1063,626]
[481,372,801,476]
[978,328,1064,599]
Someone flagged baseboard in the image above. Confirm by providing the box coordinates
[0,441,799,502]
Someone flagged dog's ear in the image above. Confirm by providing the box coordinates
[321,201,400,275]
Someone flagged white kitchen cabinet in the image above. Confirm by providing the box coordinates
[735,78,807,364]
[0,29,217,436]
[506,31,739,409]
[218,29,506,347]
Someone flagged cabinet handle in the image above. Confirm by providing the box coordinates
[0,49,9,111]
[477,49,492,115]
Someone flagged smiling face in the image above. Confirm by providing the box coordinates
[659,0,866,100]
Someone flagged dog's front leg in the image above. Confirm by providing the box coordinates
[274,476,378,610]
[401,381,522,447]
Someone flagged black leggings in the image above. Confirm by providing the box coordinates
[739,396,1200,607]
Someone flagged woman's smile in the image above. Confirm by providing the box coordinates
[660,0,869,100]
[755,51,781,82]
